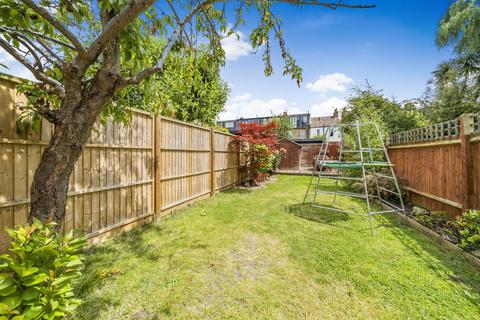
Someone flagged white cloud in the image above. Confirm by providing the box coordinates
[219,93,301,120]
[221,31,253,61]
[310,97,347,117]
[231,93,252,103]
[306,73,353,93]
[0,47,35,81]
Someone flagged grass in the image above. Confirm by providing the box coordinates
[75,175,480,319]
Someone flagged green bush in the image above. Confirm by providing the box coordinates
[447,210,480,251]
[413,210,447,232]
[0,219,85,319]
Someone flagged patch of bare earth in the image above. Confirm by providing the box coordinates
[189,233,382,319]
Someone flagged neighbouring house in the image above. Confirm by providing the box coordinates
[309,109,341,141]
[218,113,311,139]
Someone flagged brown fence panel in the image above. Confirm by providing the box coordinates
[387,113,479,218]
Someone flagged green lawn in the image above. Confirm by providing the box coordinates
[75,175,480,319]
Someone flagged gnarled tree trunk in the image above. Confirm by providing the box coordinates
[29,69,119,227]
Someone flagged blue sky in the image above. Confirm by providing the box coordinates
[219,0,454,120]
[0,1,454,121]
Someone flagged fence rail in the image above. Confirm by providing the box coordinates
[0,75,242,249]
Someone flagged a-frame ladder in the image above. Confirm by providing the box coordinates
[303,121,405,235]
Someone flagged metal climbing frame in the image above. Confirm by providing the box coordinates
[303,121,405,235]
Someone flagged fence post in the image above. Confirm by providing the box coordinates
[460,114,474,210]
[210,128,216,196]
[154,116,162,216]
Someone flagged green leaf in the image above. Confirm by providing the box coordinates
[21,288,39,301]
[23,305,44,320]
[23,273,48,287]
[1,295,22,309]
[0,285,17,297]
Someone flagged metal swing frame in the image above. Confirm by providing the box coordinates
[303,121,405,235]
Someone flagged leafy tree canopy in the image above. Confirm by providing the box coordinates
[419,0,480,122]
[342,84,429,134]
[120,44,229,126]
[270,113,293,139]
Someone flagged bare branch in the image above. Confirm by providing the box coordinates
[36,38,64,65]
[12,35,43,71]
[0,37,65,96]
[167,0,194,48]
[8,27,76,50]
[20,0,86,55]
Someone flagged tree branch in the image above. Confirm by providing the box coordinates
[0,37,65,96]
[281,1,376,9]
[85,0,157,62]
[2,27,77,50]
[117,29,180,87]
[20,0,86,55]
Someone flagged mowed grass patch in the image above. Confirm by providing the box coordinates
[75,175,480,319]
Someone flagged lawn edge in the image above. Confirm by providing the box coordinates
[380,202,480,270]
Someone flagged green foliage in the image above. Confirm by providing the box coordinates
[342,86,429,135]
[270,114,293,139]
[413,210,448,232]
[420,54,480,122]
[119,45,229,126]
[254,144,274,174]
[0,0,304,124]
[447,209,480,251]
[420,0,480,122]
[0,219,85,319]
[436,0,480,55]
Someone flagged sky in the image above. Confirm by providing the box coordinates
[0,1,455,121]
[219,0,454,120]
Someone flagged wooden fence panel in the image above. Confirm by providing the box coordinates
[0,76,154,248]
[155,117,212,215]
[387,113,480,218]
[0,75,242,249]
[214,131,239,191]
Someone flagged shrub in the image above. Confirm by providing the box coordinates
[235,122,278,183]
[446,210,480,251]
[0,219,85,319]
[412,210,447,232]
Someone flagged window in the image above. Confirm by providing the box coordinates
[300,131,306,139]
[224,121,235,129]
[290,117,297,128]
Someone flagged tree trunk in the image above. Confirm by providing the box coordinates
[29,119,92,226]
[29,69,118,227]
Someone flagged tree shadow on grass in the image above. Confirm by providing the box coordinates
[75,223,190,319]
[375,214,480,306]
[222,187,252,194]
[286,203,354,230]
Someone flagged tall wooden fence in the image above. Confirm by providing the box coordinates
[0,74,242,249]
[387,114,480,217]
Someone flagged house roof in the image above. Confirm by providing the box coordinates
[310,116,339,128]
